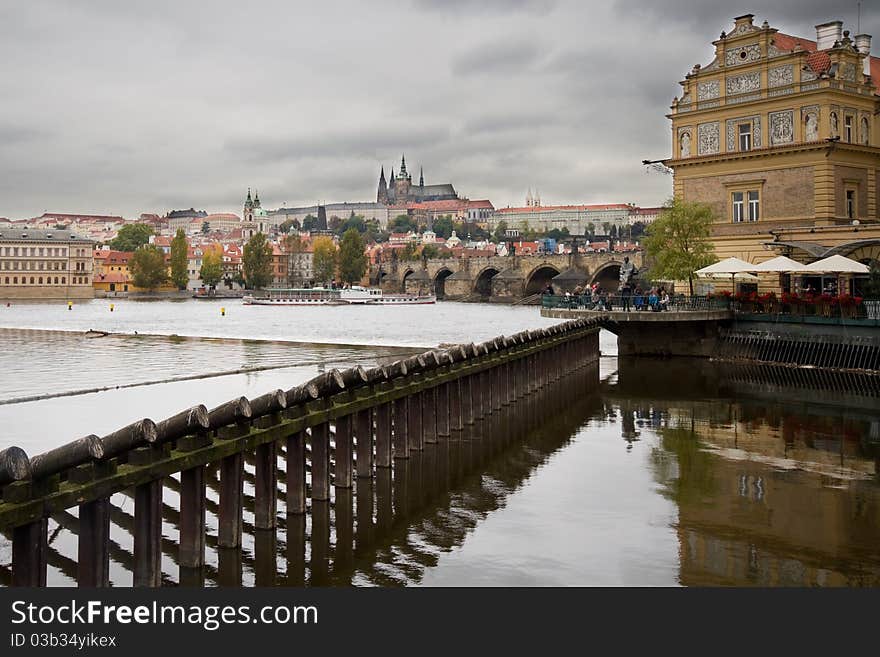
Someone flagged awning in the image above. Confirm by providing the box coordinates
[801,255,870,274]
[751,255,807,272]
[695,257,754,275]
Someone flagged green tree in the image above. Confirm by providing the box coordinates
[492,220,508,243]
[338,228,367,284]
[390,214,417,233]
[400,242,420,261]
[201,221,210,235]
[279,218,300,233]
[110,223,154,251]
[170,228,189,289]
[328,216,343,232]
[312,236,337,285]
[302,214,318,232]
[586,222,596,237]
[630,221,646,239]
[421,244,440,259]
[601,222,612,236]
[432,215,454,239]
[643,198,717,295]
[337,214,367,236]
[129,245,168,290]
[199,245,223,288]
[242,232,274,290]
[546,227,570,241]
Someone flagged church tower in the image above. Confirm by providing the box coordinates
[377,166,388,204]
[244,188,255,222]
[395,154,411,201]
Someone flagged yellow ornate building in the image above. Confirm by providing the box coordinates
[665,14,880,280]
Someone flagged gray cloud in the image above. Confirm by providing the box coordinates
[1,0,871,219]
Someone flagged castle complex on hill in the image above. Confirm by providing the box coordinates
[376,155,459,205]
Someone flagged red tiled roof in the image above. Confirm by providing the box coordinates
[497,204,631,213]
[774,31,880,89]
[407,200,468,211]
[467,200,494,209]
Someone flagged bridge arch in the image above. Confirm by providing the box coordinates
[474,266,500,297]
[525,264,561,295]
[401,268,416,287]
[434,268,454,299]
[591,261,622,291]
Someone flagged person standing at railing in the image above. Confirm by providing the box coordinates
[634,286,644,311]
[659,288,670,311]
[620,283,632,312]
[648,286,659,311]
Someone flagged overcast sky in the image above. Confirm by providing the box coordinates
[1,0,876,219]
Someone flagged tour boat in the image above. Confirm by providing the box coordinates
[242,286,436,306]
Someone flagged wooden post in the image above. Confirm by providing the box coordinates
[462,376,475,425]
[335,415,354,488]
[392,397,409,458]
[12,518,47,587]
[375,403,392,468]
[408,391,423,451]
[218,453,243,548]
[78,498,111,587]
[424,387,438,444]
[217,547,242,586]
[179,466,206,569]
[133,479,162,587]
[254,441,277,529]
[436,381,450,437]
[449,379,463,433]
[355,408,373,477]
[311,423,331,501]
[286,431,306,514]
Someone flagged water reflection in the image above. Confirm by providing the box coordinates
[2,355,879,587]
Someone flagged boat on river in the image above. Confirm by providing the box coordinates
[242,286,436,306]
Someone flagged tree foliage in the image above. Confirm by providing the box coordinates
[338,228,367,284]
[642,198,717,295]
[201,221,210,235]
[492,220,508,243]
[390,214,418,233]
[302,214,317,232]
[199,245,223,288]
[242,232,273,290]
[279,218,300,233]
[432,215,454,239]
[129,245,168,290]
[110,223,154,252]
[170,228,189,289]
[312,236,337,285]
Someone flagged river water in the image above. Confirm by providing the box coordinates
[0,298,878,586]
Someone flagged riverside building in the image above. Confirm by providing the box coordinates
[0,228,94,299]
[665,14,880,268]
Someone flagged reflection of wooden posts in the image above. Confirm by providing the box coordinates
[393,396,409,458]
[424,387,438,443]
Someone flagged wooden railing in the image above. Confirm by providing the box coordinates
[0,318,603,587]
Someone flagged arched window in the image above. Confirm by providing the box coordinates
[29,277,34,284]
[54,277,59,284]
[4,277,8,284]
[13,277,17,284]
[38,277,43,284]
[61,277,66,284]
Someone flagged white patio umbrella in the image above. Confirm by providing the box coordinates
[700,272,759,280]
[751,255,807,272]
[801,254,869,273]
[694,257,754,275]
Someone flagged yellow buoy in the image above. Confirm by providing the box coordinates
[67,301,72,310]
[110,304,114,312]
[221,307,226,316]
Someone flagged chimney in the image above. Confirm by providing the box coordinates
[855,33,872,76]
[816,21,843,50]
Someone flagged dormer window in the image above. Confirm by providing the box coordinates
[738,123,752,151]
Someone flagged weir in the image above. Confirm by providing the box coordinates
[0,318,602,587]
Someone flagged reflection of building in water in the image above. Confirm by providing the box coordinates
[609,356,880,586]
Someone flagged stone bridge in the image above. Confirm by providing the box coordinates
[370,251,644,301]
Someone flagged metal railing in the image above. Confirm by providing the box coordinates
[541,293,731,312]
[731,297,880,323]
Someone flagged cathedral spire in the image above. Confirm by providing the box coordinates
[419,166,424,187]
[400,154,407,177]
[379,166,386,185]
[254,189,260,207]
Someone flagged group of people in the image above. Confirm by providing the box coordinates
[554,282,672,312]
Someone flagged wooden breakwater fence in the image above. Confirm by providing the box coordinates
[0,318,601,587]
